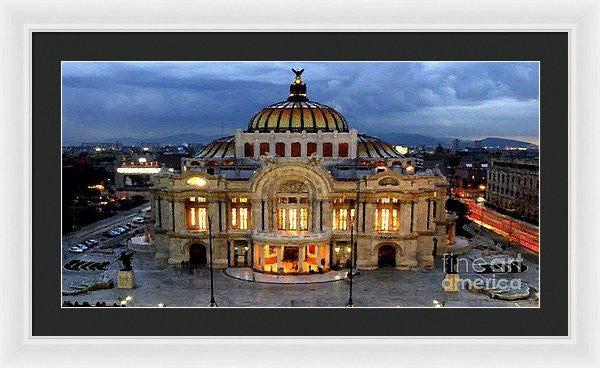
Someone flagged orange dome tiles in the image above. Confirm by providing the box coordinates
[247,101,349,133]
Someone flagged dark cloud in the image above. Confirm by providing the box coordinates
[62,62,539,144]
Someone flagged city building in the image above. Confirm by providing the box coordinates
[450,162,488,199]
[150,70,457,274]
[485,158,539,224]
[114,155,162,192]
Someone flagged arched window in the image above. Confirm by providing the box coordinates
[276,181,309,231]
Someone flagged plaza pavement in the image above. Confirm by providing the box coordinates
[62,248,539,308]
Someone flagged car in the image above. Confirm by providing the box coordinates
[133,217,145,224]
[103,230,119,237]
[68,247,84,253]
[83,239,98,247]
[74,243,88,250]
[114,227,126,233]
[126,222,137,228]
[120,224,130,231]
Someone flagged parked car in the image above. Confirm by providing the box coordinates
[104,230,119,237]
[74,243,88,250]
[133,217,145,224]
[68,246,83,254]
[83,239,98,247]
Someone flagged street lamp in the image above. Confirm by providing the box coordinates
[346,179,361,307]
[208,216,218,307]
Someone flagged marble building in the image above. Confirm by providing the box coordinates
[150,70,457,274]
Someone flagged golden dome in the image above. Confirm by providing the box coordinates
[247,101,349,133]
[246,69,349,133]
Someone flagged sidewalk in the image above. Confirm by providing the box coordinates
[225,268,353,284]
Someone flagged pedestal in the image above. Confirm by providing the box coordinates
[117,270,136,289]
[442,273,460,293]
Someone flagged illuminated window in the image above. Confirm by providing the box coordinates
[187,205,207,231]
[289,209,297,230]
[339,209,348,230]
[230,197,250,230]
[278,209,287,230]
[239,208,248,230]
[300,208,308,230]
[375,199,401,231]
[332,209,338,230]
[186,176,207,187]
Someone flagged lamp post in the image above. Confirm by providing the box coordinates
[208,215,218,307]
[346,179,361,307]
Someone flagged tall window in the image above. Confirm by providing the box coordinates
[332,198,356,230]
[291,142,301,157]
[375,197,401,231]
[323,142,333,157]
[244,142,254,157]
[277,195,309,231]
[259,142,269,156]
[230,197,251,230]
[338,142,349,157]
[307,142,317,156]
[275,142,285,157]
[187,197,207,231]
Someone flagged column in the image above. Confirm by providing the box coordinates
[448,223,456,244]
[324,243,330,269]
[315,244,322,269]
[276,246,282,272]
[298,245,304,272]
[364,201,376,233]
[259,246,265,270]
[173,200,185,233]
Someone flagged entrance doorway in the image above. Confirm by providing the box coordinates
[432,238,438,256]
[378,244,396,268]
[189,243,207,268]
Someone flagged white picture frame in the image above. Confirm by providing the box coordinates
[1,0,598,367]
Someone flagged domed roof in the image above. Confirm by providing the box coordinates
[247,69,349,133]
[194,136,235,158]
[356,134,402,158]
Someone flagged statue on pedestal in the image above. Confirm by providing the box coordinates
[118,251,135,271]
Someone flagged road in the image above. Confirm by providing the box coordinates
[463,199,539,253]
[62,203,150,261]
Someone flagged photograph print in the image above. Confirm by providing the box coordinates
[61,61,540,308]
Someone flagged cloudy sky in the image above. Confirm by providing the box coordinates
[62,62,539,145]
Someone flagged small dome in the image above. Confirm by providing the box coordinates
[246,69,349,133]
[356,134,402,158]
[194,136,235,158]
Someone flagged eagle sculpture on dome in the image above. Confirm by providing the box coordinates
[292,68,304,77]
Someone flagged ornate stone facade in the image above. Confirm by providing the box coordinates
[150,70,457,273]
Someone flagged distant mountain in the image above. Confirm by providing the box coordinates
[472,137,538,149]
[376,133,537,149]
[65,132,537,149]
